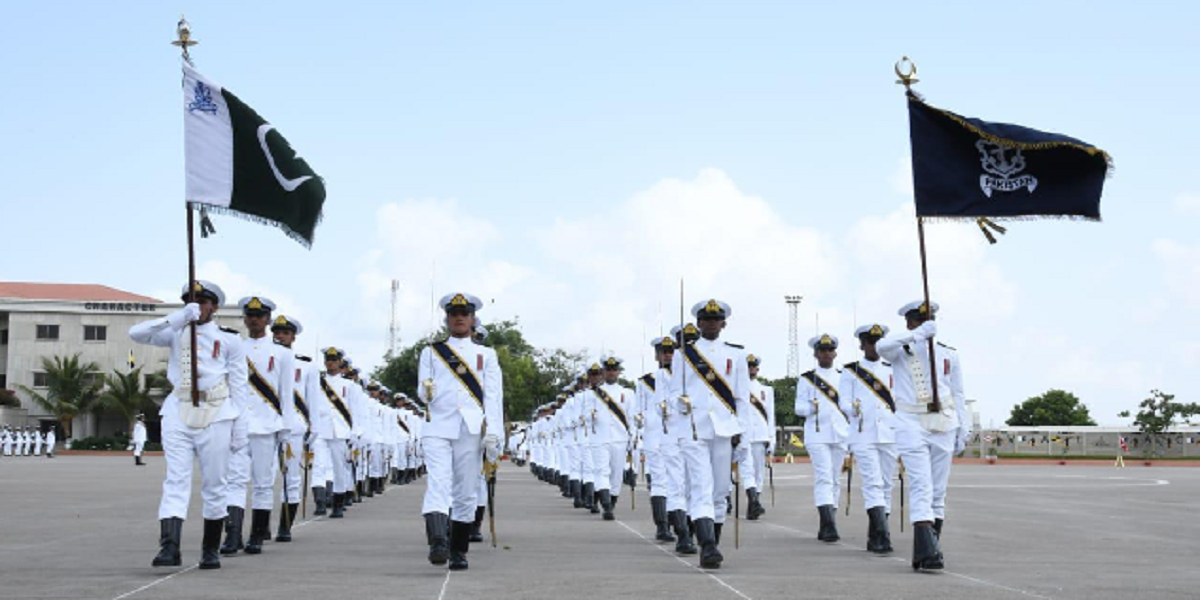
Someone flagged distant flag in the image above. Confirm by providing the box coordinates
[789,433,805,449]
[128,349,136,370]
[182,63,326,248]
[1119,437,1128,452]
[904,83,1112,243]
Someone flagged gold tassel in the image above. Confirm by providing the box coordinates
[976,217,1007,244]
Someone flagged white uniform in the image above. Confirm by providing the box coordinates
[32,430,43,456]
[284,355,321,504]
[741,378,776,492]
[225,336,294,511]
[315,372,354,495]
[589,381,634,495]
[932,341,970,520]
[418,336,503,522]
[839,358,899,511]
[795,365,849,508]
[130,308,247,521]
[666,338,751,523]
[636,372,668,498]
[876,322,957,524]
[45,430,56,456]
[2,429,11,455]
[133,422,148,458]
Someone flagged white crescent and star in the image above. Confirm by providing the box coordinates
[257,124,313,192]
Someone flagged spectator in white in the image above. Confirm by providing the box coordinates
[133,414,149,466]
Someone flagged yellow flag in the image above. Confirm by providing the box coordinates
[789,433,805,449]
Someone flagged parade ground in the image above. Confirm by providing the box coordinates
[1,458,1195,600]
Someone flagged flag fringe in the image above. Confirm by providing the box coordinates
[195,204,319,249]
[909,94,1115,177]
[919,214,1102,223]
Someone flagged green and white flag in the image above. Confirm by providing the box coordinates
[183,62,326,248]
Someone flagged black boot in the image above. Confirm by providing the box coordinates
[912,522,944,571]
[747,489,765,520]
[469,506,485,543]
[695,518,723,569]
[277,503,298,542]
[136,455,146,466]
[817,505,840,542]
[714,522,723,546]
[426,512,450,565]
[362,479,374,498]
[244,509,269,554]
[672,511,698,555]
[726,495,732,515]
[865,507,881,552]
[652,497,675,542]
[572,480,584,508]
[873,507,894,553]
[313,487,327,516]
[151,517,183,567]
[933,517,944,539]
[330,492,345,518]
[599,489,614,521]
[219,506,244,555]
[199,518,223,569]
[449,520,471,571]
[584,483,598,513]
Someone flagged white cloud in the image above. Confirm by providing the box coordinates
[1152,238,1200,309]
[1174,192,1200,215]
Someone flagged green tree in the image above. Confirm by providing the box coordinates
[0,388,20,408]
[1118,389,1200,458]
[1006,389,1096,426]
[763,376,799,428]
[95,368,159,431]
[17,354,102,438]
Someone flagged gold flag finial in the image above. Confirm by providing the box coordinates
[173,16,198,62]
[895,56,918,91]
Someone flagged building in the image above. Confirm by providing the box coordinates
[0,281,244,442]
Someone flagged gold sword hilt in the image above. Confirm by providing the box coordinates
[680,395,698,441]
[812,397,821,433]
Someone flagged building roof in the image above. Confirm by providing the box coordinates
[0,282,161,303]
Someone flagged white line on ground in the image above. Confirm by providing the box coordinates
[761,522,1055,600]
[616,519,753,600]
[109,565,198,600]
[109,514,325,600]
[437,570,452,600]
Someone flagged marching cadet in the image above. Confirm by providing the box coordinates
[580,367,602,514]
[221,296,294,556]
[664,324,700,555]
[563,379,586,508]
[637,335,677,542]
[133,414,148,466]
[271,314,319,542]
[363,381,386,496]
[45,426,56,457]
[18,427,29,456]
[131,280,247,570]
[875,301,958,571]
[838,324,898,553]
[317,348,355,518]
[2,426,11,456]
[796,334,850,543]
[926,310,970,542]
[32,427,43,457]
[667,300,751,570]
[590,356,634,521]
[418,292,504,571]
[742,354,775,520]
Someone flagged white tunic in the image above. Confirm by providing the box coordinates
[417,336,503,440]
[241,336,295,436]
[666,338,751,440]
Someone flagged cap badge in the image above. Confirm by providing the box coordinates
[449,294,469,307]
[869,324,884,337]
[704,299,722,314]
[247,297,264,310]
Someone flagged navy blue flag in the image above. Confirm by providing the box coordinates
[907,93,1110,222]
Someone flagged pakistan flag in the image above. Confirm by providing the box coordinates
[183,63,326,248]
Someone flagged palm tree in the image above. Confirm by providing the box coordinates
[95,367,158,433]
[17,354,102,438]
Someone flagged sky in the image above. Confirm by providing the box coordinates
[1,1,1197,427]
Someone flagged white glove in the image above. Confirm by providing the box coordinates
[913,320,938,343]
[733,444,749,464]
[484,433,500,462]
[954,431,968,456]
[167,303,202,329]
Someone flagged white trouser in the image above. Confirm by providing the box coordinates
[422,421,482,523]
[282,433,304,503]
[741,441,768,491]
[582,437,596,484]
[661,438,688,512]
[895,424,954,523]
[590,442,626,493]
[225,433,280,510]
[930,432,955,519]
[158,420,233,521]
[3,441,10,455]
[368,443,385,477]
[133,441,145,457]
[808,442,846,508]
[851,442,898,510]
[34,440,43,455]
[567,444,582,480]
[559,445,569,475]
[477,473,488,509]
[391,444,403,469]
[680,436,733,523]
[22,442,29,455]
[646,449,668,498]
[329,438,352,493]
[311,437,332,485]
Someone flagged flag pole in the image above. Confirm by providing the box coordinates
[176,17,201,408]
[898,57,942,415]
